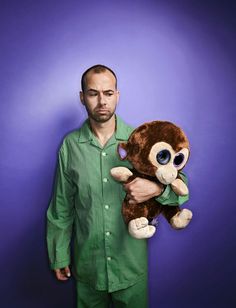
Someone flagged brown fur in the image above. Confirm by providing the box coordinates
[119,121,190,225]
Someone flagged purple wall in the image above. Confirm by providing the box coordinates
[1,0,235,307]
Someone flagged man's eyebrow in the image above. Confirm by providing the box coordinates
[86,89,115,93]
[86,88,98,92]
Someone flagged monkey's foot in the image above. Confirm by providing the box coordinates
[128,217,156,239]
[170,209,193,229]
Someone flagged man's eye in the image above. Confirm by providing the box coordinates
[104,92,113,97]
[89,92,97,96]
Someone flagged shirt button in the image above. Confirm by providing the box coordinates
[103,178,108,183]
[107,257,111,261]
[104,204,109,210]
[102,152,107,156]
[106,231,110,236]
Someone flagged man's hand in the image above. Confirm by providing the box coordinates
[54,266,71,281]
[123,177,164,204]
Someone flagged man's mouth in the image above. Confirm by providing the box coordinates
[96,109,109,113]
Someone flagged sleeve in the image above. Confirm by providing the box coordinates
[155,171,189,206]
[46,142,75,270]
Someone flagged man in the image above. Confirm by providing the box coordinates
[46,64,189,307]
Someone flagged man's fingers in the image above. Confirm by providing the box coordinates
[123,177,139,191]
[126,193,138,204]
[64,266,71,278]
[55,269,66,280]
[55,270,67,281]
[54,268,70,281]
[128,199,137,205]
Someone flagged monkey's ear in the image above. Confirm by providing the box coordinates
[118,142,128,160]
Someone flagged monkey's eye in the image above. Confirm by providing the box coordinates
[156,150,171,165]
[174,153,185,166]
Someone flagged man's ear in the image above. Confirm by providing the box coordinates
[118,142,128,160]
[116,90,120,104]
[80,91,85,105]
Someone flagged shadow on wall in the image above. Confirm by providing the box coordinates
[1,107,85,307]
[2,220,77,308]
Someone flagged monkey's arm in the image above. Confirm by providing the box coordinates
[156,171,189,206]
[110,167,133,182]
[171,178,189,196]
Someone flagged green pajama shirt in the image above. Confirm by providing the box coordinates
[46,115,189,306]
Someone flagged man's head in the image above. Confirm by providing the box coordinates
[80,64,119,123]
[81,64,117,92]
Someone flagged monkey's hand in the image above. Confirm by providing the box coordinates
[110,167,133,182]
[171,178,189,196]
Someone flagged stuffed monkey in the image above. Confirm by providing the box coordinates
[110,121,192,239]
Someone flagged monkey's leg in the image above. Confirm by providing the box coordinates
[162,206,193,229]
[122,200,156,239]
[128,217,156,239]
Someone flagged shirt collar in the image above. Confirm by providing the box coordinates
[78,119,93,143]
[115,114,132,140]
[78,114,131,143]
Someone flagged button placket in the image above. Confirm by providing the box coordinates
[100,148,114,286]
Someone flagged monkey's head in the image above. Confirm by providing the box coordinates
[118,121,190,185]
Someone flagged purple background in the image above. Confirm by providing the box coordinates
[1,0,236,307]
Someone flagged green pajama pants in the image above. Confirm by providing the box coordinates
[76,277,148,308]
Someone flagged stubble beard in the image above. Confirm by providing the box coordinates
[86,107,116,123]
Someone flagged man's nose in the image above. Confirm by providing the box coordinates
[98,92,106,105]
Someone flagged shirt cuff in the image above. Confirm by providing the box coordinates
[50,259,70,270]
[156,185,171,203]
[155,184,189,206]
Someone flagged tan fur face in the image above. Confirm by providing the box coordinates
[119,121,190,178]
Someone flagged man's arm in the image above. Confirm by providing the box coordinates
[46,142,75,280]
[123,171,189,206]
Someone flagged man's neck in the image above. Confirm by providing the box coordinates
[89,115,116,147]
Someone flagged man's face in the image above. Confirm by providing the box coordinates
[80,70,119,123]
